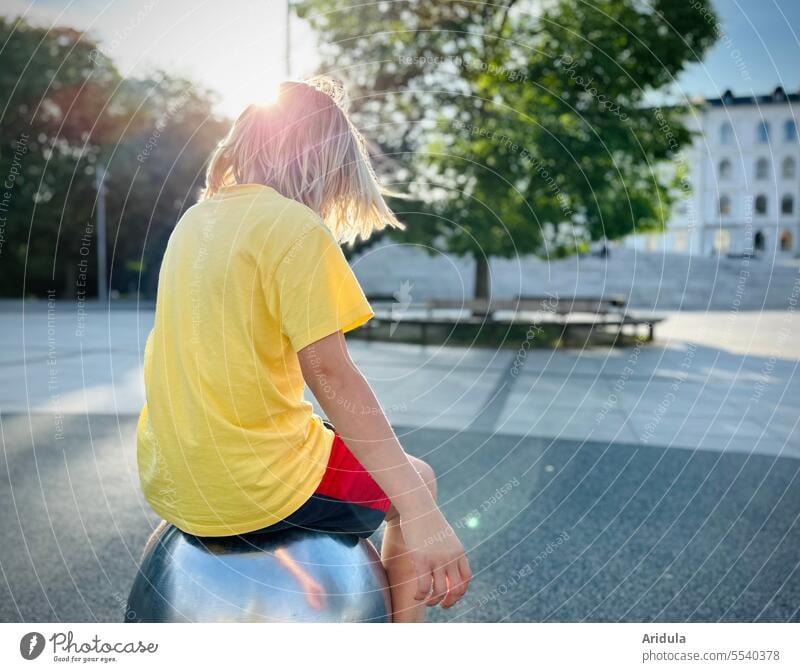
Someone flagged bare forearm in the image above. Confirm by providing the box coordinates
[309,366,434,516]
[297,333,471,607]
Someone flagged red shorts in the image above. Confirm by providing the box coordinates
[242,421,391,539]
[314,429,392,513]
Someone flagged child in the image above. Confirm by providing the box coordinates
[136,77,471,622]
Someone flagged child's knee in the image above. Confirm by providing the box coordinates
[384,458,437,523]
[410,457,437,502]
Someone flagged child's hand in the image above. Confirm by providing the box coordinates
[399,507,471,608]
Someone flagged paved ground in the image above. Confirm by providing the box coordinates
[0,302,798,622]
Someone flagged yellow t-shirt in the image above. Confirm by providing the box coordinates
[136,183,374,536]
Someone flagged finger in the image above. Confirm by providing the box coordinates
[426,567,448,607]
[412,561,432,602]
[441,565,466,608]
[447,556,473,607]
[458,555,473,584]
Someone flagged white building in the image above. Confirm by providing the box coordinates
[628,87,799,258]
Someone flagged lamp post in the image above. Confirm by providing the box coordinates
[94,164,108,303]
[286,0,291,78]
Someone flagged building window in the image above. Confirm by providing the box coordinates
[720,122,733,145]
[783,157,796,179]
[781,229,793,252]
[755,194,768,215]
[754,230,765,251]
[785,120,797,142]
[757,121,770,143]
[714,228,731,253]
[755,158,769,179]
[718,159,732,179]
[782,194,794,215]
[719,195,731,215]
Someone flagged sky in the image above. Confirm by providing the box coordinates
[671,0,800,101]
[4,0,318,116]
[4,0,800,117]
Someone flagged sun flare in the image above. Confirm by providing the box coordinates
[250,80,281,108]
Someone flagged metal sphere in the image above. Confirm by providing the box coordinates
[125,523,391,623]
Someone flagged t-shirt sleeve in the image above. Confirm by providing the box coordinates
[272,224,374,352]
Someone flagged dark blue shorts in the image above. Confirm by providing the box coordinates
[239,420,391,539]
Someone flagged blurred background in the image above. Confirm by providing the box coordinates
[1,0,799,623]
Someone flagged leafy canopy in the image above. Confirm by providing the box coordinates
[296,0,717,267]
[0,17,227,298]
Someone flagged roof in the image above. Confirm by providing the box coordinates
[707,87,800,107]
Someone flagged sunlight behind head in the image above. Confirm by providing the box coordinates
[202,76,403,244]
[250,81,281,108]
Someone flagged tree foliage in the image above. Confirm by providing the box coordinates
[295,0,718,296]
[0,17,227,298]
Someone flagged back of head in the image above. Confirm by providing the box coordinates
[201,76,403,244]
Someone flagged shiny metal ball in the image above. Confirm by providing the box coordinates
[125,523,391,623]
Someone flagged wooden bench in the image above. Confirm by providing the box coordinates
[362,293,665,345]
[518,294,664,342]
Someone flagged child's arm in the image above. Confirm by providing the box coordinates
[298,329,471,607]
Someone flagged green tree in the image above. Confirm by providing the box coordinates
[0,17,226,299]
[0,18,120,297]
[296,0,717,298]
[101,74,227,298]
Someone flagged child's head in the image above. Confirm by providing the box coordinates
[200,76,403,243]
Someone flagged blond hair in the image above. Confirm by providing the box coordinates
[200,76,404,244]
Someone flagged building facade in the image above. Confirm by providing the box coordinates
[627,87,799,258]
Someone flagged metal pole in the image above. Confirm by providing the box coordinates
[285,0,291,78]
[95,164,108,303]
